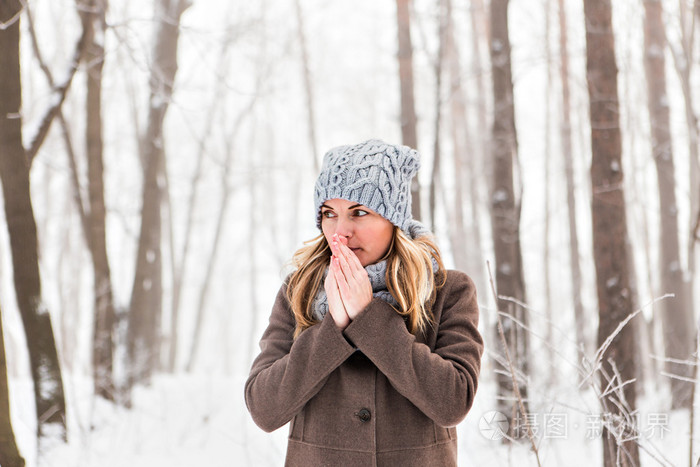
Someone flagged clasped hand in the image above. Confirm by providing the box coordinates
[324,234,373,330]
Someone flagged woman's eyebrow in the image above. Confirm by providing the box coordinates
[320,203,363,210]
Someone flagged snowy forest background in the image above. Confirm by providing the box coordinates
[0,0,699,465]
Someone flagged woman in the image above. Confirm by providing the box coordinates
[245,140,483,466]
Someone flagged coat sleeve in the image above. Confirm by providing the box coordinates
[244,282,356,432]
[342,270,483,427]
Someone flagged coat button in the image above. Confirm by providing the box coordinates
[357,408,371,422]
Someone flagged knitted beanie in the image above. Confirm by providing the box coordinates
[314,139,420,231]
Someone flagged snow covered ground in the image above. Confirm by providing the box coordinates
[9,372,690,466]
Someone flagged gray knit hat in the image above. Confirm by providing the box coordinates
[314,139,420,231]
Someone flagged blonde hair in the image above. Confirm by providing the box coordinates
[286,227,445,338]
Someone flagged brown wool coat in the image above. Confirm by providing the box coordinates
[244,270,484,467]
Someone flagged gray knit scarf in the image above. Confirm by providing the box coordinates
[312,220,435,320]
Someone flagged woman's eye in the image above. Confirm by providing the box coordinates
[354,209,368,217]
[322,210,336,218]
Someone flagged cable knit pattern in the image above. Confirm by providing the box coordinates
[314,139,420,231]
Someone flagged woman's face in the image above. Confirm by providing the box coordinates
[320,198,395,267]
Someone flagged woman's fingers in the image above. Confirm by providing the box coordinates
[328,244,372,321]
[325,261,350,329]
[332,242,356,282]
[325,264,344,307]
[327,234,373,320]
[331,253,352,296]
[332,235,363,272]
[330,238,364,284]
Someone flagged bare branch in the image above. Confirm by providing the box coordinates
[25,3,90,247]
[659,371,698,384]
[484,349,528,385]
[600,373,636,403]
[25,5,91,165]
[24,5,53,86]
[0,3,23,30]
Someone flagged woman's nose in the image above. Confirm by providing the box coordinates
[334,216,353,238]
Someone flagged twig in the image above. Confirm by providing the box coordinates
[600,375,636,401]
[594,308,643,365]
[494,271,677,465]
[576,293,675,392]
[606,360,636,417]
[595,360,642,467]
[591,294,673,381]
[649,354,699,366]
[495,308,584,376]
[486,261,541,466]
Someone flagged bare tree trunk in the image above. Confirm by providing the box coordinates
[543,0,555,388]
[469,0,491,203]
[243,118,260,457]
[681,4,700,418]
[489,0,530,430]
[671,1,699,321]
[685,0,700,278]
[127,0,190,388]
[558,0,588,364]
[0,0,67,443]
[27,0,116,399]
[57,202,83,374]
[429,0,447,231]
[246,147,260,370]
[76,0,117,401]
[445,0,468,271]
[187,98,256,372]
[294,0,320,173]
[396,0,422,220]
[167,15,236,373]
[643,0,695,409]
[622,68,660,393]
[162,162,179,371]
[465,0,491,311]
[583,0,639,464]
[0,305,25,467]
[185,171,233,372]
[444,0,488,286]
